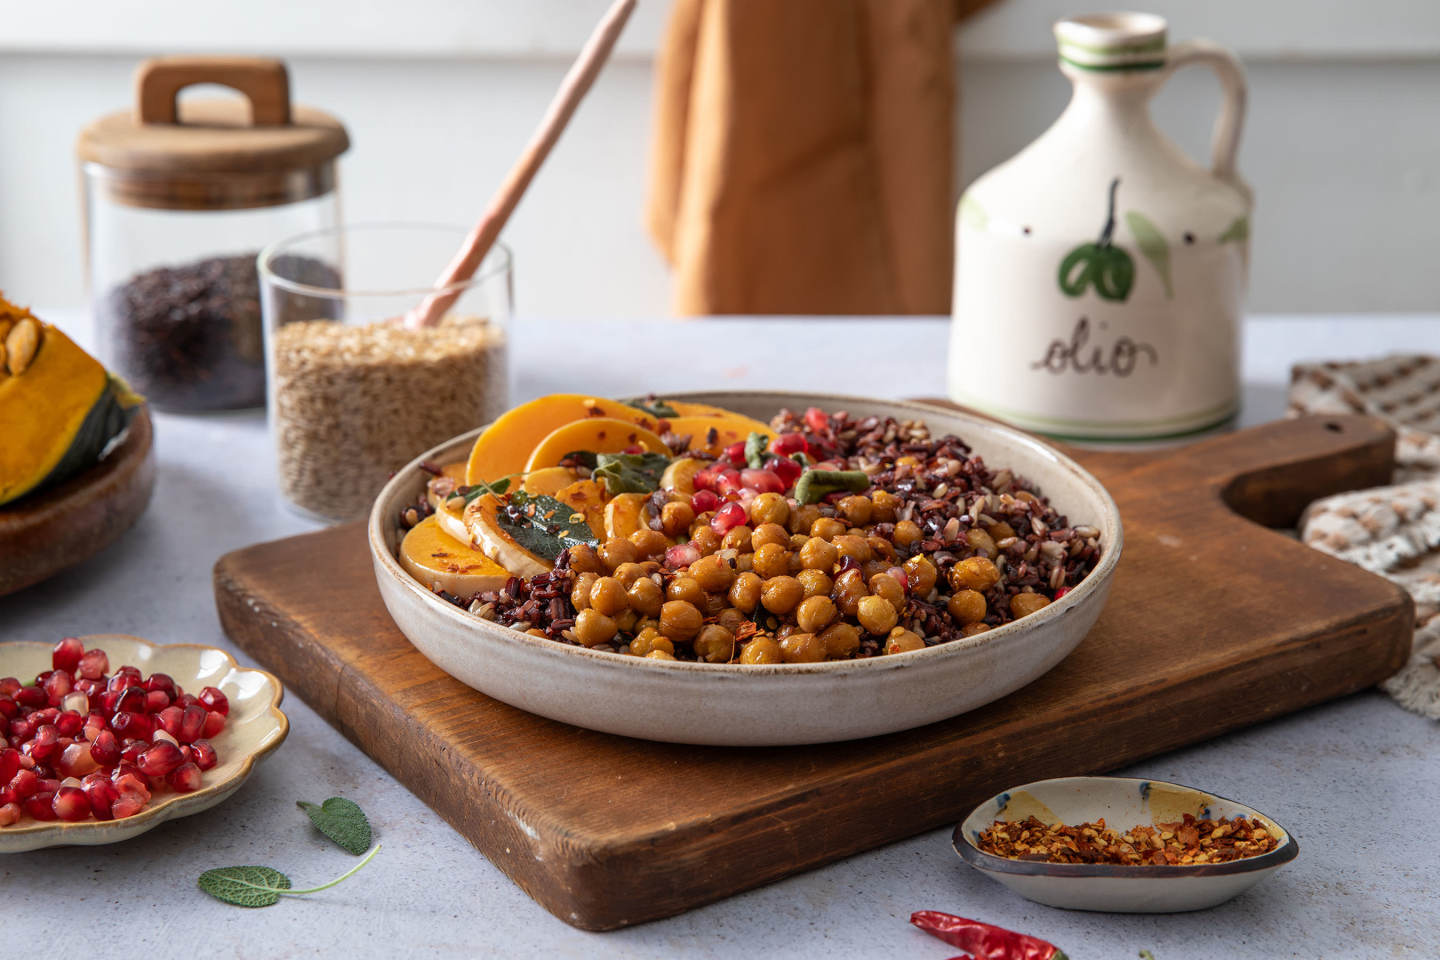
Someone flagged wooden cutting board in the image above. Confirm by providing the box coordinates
[213,413,1413,931]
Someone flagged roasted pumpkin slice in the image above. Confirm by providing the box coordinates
[523,418,668,473]
[399,515,512,596]
[519,465,584,497]
[465,394,665,484]
[553,479,607,539]
[0,309,142,505]
[463,494,551,578]
[659,457,707,496]
[603,492,650,541]
[664,415,772,457]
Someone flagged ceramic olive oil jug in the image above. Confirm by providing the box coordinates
[949,12,1250,441]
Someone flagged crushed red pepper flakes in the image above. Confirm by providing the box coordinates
[977,814,1279,866]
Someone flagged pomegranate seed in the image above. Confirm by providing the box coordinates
[89,730,121,768]
[885,566,909,593]
[52,786,90,821]
[61,691,90,715]
[9,717,34,742]
[52,637,85,674]
[84,778,119,821]
[201,711,226,739]
[116,664,142,680]
[156,706,184,737]
[190,741,217,771]
[664,542,702,569]
[137,741,183,778]
[23,793,57,821]
[143,690,170,713]
[198,687,230,718]
[0,802,19,826]
[37,777,60,794]
[106,672,142,693]
[112,771,151,805]
[690,489,720,513]
[113,687,146,716]
[176,694,199,709]
[766,455,803,489]
[57,742,99,779]
[152,730,179,747]
[692,466,716,492]
[42,670,73,707]
[837,556,861,575]
[0,678,18,696]
[111,762,147,787]
[1054,586,1071,599]
[804,407,831,434]
[26,724,61,762]
[120,741,146,765]
[710,501,749,536]
[0,748,19,784]
[770,432,808,456]
[74,678,103,698]
[15,686,45,709]
[0,715,7,738]
[714,469,744,496]
[168,763,202,792]
[29,707,58,725]
[99,689,124,714]
[76,649,109,681]
[110,711,153,741]
[144,673,176,697]
[0,695,16,719]
[56,711,84,738]
[111,796,144,819]
[723,441,747,466]
[740,468,784,494]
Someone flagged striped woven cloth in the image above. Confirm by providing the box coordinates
[1290,355,1440,719]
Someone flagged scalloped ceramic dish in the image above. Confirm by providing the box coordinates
[954,776,1299,912]
[369,391,1123,746]
[0,634,288,852]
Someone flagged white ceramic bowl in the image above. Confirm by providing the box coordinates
[0,634,288,852]
[955,776,1299,912]
[369,392,1122,745]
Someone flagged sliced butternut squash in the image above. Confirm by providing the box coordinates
[520,465,584,497]
[463,494,551,578]
[603,492,649,541]
[465,394,665,484]
[553,479,608,539]
[664,415,773,457]
[399,515,512,596]
[660,457,707,496]
[523,418,669,473]
[434,496,473,546]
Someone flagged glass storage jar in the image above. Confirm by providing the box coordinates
[77,56,348,412]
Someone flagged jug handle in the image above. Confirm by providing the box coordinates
[1162,41,1249,199]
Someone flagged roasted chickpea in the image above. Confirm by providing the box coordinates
[870,489,900,523]
[661,501,696,538]
[688,553,735,593]
[986,520,1017,541]
[946,589,987,624]
[733,552,755,574]
[716,607,748,633]
[629,527,671,560]
[722,525,753,552]
[612,562,647,587]
[526,628,548,639]
[729,572,764,612]
[752,542,791,579]
[962,622,991,637]
[627,577,664,617]
[966,528,998,559]
[861,559,890,582]
[796,568,833,599]
[884,628,926,655]
[694,624,736,663]
[574,609,617,646]
[614,609,639,634]
[798,537,838,572]
[775,623,801,640]
[835,495,873,526]
[749,492,790,528]
[869,572,906,609]
[588,576,629,616]
[760,575,804,615]
[666,576,706,607]
[570,571,599,611]
[645,649,677,660]
[866,536,896,563]
[832,568,868,617]
[810,516,846,541]
[856,595,899,635]
[788,503,822,535]
[751,522,790,551]
[818,622,860,659]
[705,591,731,617]
[795,595,837,634]
[599,538,639,571]
[568,543,606,574]
[659,600,704,641]
[740,636,782,664]
[1010,592,1051,618]
[903,554,938,595]
[892,520,923,548]
[831,534,871,564]
[779,632,826,663]
[630,631,674,657]
[950,556,1001,592]
[691,526,721,557]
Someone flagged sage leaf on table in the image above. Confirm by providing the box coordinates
[298,796,372,855]
[198,844,383,908]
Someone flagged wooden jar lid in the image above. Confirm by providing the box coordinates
[77,56,349,210]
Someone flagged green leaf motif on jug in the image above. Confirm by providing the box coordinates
[1218,216,1249,245]
[1124,210,1173,298]
[1058,178,1134,302]
[960,192,988,231]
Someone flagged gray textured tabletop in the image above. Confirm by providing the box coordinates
[4,314,1438,958]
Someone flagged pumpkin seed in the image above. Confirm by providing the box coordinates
[6,317,39,375]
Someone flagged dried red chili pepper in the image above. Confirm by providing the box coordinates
[910,911,1068,960]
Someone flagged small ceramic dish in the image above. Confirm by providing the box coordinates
[0,634,288,852]
[369,391,1123,746]
[954,776,1299,912]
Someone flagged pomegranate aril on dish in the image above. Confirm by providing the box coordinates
[168,762,202,792]
[190,741,217,771]
[177,705,207,744]
[76,649,109,681]
[201,711,226,739]
[89,730,121,768]
[198,686,229,717]
[0,803,19,826]
[52,637,85,674]
[84,778,119,821]
[52,786,91,821]
[137,741,184,778]
[24,793,58,821]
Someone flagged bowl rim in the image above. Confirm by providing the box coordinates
[0,633,289,843]
[953,775,1300,879]
[367,390,1124,677]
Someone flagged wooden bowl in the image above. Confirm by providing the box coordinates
[368,392,1123,746]
[0,407,156,596]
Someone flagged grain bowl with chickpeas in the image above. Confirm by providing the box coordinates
[370,392,1122,744]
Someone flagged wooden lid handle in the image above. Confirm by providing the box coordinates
[136,56,292,126]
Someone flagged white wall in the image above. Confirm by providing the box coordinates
[3,0,1438,318]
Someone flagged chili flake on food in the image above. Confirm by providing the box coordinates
[977,814,1279,866]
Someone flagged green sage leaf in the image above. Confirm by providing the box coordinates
[625,398,679,419]
[297,797,372,856]
[793,468,870,505]
[1124,211,1172,298]
[591,451,671,496]
[744,432,769,470]
[498,492,600,561]
[198,865,292,908]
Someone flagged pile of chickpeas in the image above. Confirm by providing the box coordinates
[561,486,1045,664]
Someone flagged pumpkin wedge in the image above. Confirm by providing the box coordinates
[399,515,512,596]
[659,457,707,496]
[463,494,552,578]
[523,418,669,473]
[520,466,585,497]
[603,492,650,541]
[465,394,666,484]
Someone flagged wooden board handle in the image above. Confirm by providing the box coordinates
[136,56,292,126]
